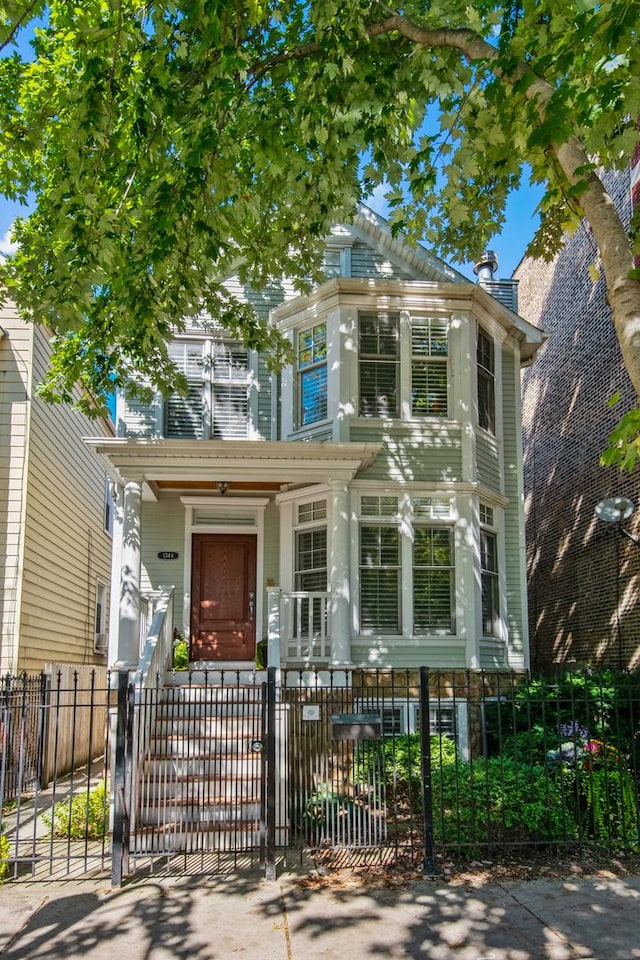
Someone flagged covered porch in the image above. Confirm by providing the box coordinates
[85,438,380,673]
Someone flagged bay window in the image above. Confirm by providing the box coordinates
[480,504,500,637]
[359,312,450,419]
[411,319,448,417]
[358,494,455,636]
[477,327,495,433]
[359,313,400,417]
[297,322,327,426]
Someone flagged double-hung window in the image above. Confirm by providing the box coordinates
[358,494,455,637]
[480,504,500,637]
[294,499,328,635]
[359,313,400,417]
[297,322,327,426]
[412,498,455,632]
[359,312,449,419]
[477,327,495,433]
[359,496,401,633]
[165,339,250,439]
[411,319,448,417]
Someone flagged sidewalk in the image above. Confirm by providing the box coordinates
[0,866,639,960]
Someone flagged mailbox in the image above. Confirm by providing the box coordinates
[331,712,381,741]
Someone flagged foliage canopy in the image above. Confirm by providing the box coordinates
[0,1,638,423]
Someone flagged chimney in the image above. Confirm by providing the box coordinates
[473,250,499,281]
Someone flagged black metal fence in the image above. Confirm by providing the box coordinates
[2,666,640,883]
[0,669,110,881]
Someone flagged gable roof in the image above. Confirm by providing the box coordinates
[331,203,468,284]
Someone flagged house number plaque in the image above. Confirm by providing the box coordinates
[157,551,179,560]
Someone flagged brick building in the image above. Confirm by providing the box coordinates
[515,168,640,669]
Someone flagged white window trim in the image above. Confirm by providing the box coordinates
[357,310,452,425]
[94,579,108,655]
[352,487,458,640]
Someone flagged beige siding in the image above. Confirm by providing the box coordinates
[0,304,32,672]
[14,323,113,672]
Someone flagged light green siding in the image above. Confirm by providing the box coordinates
[350,640,467,669]
[501,345,525,662]
[476,433,501,490]
[351,424,463,482]
[140,499,186,626]
[350,241,413,280]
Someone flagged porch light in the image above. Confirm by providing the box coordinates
[217,481,229,496]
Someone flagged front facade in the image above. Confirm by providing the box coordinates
[0,301,114,674]
[93,208,543,673]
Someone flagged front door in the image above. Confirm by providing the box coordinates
[190,534,257,661]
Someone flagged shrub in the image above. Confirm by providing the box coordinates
[433,757,578,847]
[173,636,189,670]
[44,781,108,840]
[0,834,9,884]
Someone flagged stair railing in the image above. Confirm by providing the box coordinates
[129,588,175,842]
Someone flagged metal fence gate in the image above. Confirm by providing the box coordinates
[3,666,640,882]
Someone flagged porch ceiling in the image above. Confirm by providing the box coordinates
[84,438,382,487]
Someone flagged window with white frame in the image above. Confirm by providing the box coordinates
[94,580,107,655]
[480,503,500,637]
[411,318,448,417]
[359,496,402,633]
[357,700,468,753]
[165,339,250,439]
[477,327,495,434]
[297,322,327,426]
[358,494,455,636]
[359,313,400,417]
[359,312,450,420]
[294,499,327,633]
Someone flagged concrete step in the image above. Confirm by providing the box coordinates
[140,776,261,802]
[139,800,262,826]
[143,757,263,779]
[150,717,262,738]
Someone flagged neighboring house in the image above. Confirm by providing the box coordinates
[517,166,640,669]
[0,300,115,674]
[89,206,543,674]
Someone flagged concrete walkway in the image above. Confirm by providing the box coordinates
[0,867,639,960]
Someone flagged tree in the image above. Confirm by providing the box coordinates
[0,1,638,433]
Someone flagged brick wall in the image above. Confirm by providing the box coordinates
[516,167,640,669]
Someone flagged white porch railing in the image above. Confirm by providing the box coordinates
[267,588,331,667]
[128,588,174,836]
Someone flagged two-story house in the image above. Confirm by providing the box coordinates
[89,206,543,674]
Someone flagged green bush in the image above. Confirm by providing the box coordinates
[355,733,457,811]
[0,834,9,884]
[433,757,578,846]
[173,636,189,670]
[44,781,109,840]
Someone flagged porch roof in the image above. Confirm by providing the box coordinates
[84,437,382,488]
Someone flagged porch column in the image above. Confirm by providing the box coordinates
[329,480,352,665]
[117,478,143,668]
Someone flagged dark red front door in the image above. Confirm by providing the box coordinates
[190,534,257,661]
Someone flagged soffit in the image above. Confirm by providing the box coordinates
[84,438,382,487]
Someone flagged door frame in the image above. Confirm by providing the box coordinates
[181,497,269,654]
